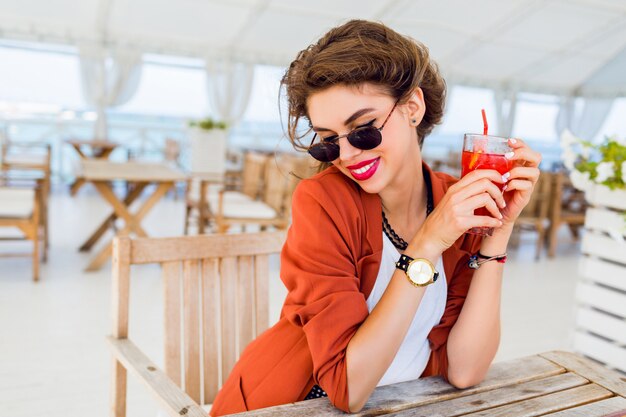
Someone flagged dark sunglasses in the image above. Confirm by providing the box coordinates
[307,100,399,162]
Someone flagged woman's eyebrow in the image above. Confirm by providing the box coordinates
[311,107,376,132]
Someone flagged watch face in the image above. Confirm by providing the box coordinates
[407,260,434,285]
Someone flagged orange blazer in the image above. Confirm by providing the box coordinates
[211,164,482,416]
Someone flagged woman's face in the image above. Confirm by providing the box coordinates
[307,83,424,194]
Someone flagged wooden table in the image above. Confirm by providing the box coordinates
[66,139,119,195]
[78,160,185,271]
[232,351,626,417]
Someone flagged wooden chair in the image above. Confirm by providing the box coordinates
[213,154,311,233]
[547,172,587,257]
[1,142,51,252]
[0,176,46,281]
[184,152,268,234]
[108,231,286,417]
[510,171,552,259]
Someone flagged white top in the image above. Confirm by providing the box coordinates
[366,233,447,387]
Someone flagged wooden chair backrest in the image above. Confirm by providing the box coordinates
[111,231,285,405]
[549,171,587,222]
[241,152,268,199]
[262,154,313,216]
[519,171,552,220]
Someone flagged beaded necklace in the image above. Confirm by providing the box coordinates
[382,168,434,251]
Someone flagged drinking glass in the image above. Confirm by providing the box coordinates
[461,134,513,236]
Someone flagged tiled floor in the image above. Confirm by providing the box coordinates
[0,188,582,417]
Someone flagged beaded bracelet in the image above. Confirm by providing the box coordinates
[468,251,507,269]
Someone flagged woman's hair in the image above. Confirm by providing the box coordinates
[280,19,446,169]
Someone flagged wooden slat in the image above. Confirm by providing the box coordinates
[584,207,626,237]
[237,256,255,354]
[233,354,565,417]
[163,261,182,387]
[110,236,131,417]
[460,384,612,417]
[580,257,626,292]
[183,260,201,403]
[130,231,286,264]
[576,307,626,345]
[220,257,238,381]
[107,337,208,417]
[543,397,626,416]
[201,258,220,404]
[582,232,626,265]
[392,373,589,416]
[254,254,270,335]
[540,350,626,396]
[576,282,626,318]
[573,331,626,374]
[586,185,626,210]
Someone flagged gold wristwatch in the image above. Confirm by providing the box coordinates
[395,254,439,287]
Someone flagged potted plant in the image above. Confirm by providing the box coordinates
[560,129,626,373]
[188,117,229,176]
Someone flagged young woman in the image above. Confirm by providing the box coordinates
[211,20,540,415]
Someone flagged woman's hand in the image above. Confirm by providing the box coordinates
[499,138,542,227]
[411,169,507,256]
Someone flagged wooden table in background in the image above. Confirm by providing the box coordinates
[78,160,185,271]
[233,351,626,417]
[66,139,119,195]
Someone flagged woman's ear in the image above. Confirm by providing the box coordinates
[406,87,426,126]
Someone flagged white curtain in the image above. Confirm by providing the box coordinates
[493,89,518,138]
[79,44,143,138]
[556,96,614,141]
[205,59,254,126]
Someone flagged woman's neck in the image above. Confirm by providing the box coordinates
[379,156,428,229]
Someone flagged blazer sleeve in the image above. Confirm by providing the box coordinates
[423,234,482,380]
[280,179,370,412]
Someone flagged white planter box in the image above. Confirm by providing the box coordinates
[189,127,228,177]
[575,184,626,373]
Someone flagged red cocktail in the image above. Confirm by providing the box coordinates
[461,134,513,236]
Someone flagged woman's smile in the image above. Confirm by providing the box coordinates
[347,157,380,181]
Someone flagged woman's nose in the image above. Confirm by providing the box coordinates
[337,136,362,162]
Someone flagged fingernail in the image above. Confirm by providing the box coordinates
[498,212,503,219]
[503,184,508,191]
[502,172,510,182]
[509,138,517,144]
[505,151,515,159]
[501,200,506,208]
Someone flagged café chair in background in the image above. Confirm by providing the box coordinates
[547,172,587,257]
[108,231,285,416]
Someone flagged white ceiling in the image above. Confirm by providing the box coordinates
[1,0,625,97]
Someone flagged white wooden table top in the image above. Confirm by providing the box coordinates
[229,351,626,417]
[79,160,186,182]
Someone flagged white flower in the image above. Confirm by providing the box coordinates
[561,148,577,170]
[570,170,591,192]
[595,161,615,183]
[560,129,581,148]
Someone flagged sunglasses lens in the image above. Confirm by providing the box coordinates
[348,127,382,150]
[308,142,339,162]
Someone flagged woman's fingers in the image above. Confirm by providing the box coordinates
[505,179,534,192]
[452,177,507,208]
[460,193,502,219]
[465,215,503,230]
[507,166,540,184]
[451,169,505,191]
[506,138,542,167]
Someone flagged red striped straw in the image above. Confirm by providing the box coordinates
[481,109,488,135]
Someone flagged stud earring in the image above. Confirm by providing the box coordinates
[411,119,417,125]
